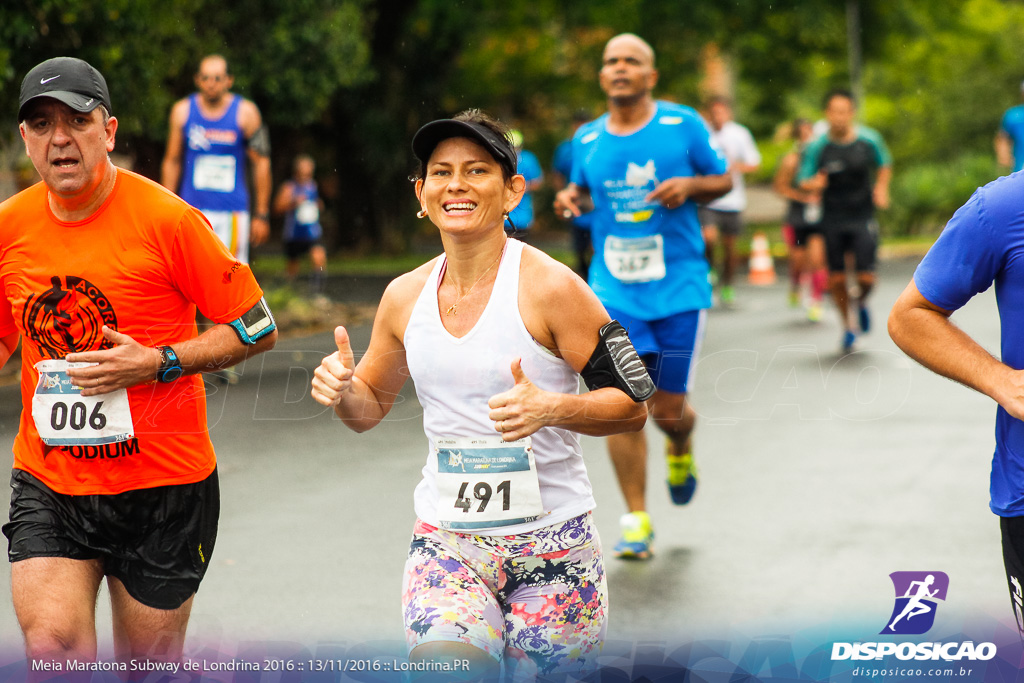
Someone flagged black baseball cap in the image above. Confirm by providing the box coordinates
[412,119,517,175]
[19,57,112,121]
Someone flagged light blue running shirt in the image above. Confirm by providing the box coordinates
[571,101,726,320]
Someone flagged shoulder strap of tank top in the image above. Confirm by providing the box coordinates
[492,238,524,310]
[225,93,242,121]
[425,253,447,309]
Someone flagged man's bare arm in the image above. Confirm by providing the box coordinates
[889,280,1024,420]
[160,100,188,192]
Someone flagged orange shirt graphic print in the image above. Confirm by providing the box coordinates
[22,275,118,357]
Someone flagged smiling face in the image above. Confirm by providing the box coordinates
[599,35,658,105]
[415,137,524,237]
[20,98,116,200]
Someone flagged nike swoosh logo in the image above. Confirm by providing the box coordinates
[83,99,94,107]
[40,75,60,84]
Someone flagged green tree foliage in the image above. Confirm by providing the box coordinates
[863,0,1024,231]
[0,1,371,138]
[2,1,1022,245]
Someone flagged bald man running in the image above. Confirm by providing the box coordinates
[555,33,732,558]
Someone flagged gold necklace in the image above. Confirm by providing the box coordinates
[444,248,504,316]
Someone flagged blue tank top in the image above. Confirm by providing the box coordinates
[179,94,249,212]
[282,180,323,242]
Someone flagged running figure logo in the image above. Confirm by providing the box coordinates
[881,571,949,635]
[22,275,118,358]
[447,450,465,472]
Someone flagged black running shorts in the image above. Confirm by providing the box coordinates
[2,468,219,610]
[1000,515,1024,638]
[822,217,878,273]
[284,239,321,260]
[792,223,823,248]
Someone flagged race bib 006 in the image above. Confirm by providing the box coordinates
[434,436,544,530]
[31,359,134,446]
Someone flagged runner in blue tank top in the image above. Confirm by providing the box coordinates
[161,55,271,264]
[555,33,731,559]
[178,93,248,211]
[273,154,326,295]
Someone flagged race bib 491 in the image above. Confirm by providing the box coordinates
[434,436,544,531]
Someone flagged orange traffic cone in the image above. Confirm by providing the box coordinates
[748,231,776,285]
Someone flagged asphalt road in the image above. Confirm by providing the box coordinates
[0,255,1013,678]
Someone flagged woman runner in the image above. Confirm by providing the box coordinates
[311,110,651,680]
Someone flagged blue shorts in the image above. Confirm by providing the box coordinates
[603,306,706,395]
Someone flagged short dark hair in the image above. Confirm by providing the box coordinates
[823,88,856,109]
[414,109,518,182]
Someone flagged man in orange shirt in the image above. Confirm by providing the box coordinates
[0,58,277,669]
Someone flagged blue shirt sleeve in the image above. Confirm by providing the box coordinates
[913,188,1002,312]
[552,140,573,179]
[1002,109,1013,136]
[683,112,727,176]
[569,126,591,190]
[518,150,543,183]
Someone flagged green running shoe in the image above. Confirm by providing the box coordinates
[666,452,698,505]
[613,511,654,560]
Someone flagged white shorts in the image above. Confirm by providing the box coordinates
[199,209,251,264]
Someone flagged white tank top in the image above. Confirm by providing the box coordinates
[405,239,596,535]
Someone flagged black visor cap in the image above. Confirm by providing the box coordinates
[412,119,517,174]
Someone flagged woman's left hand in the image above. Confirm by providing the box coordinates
[488,358,556,441]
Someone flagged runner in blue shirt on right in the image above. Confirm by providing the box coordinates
[798,88,892,353]
[555,33,731,559]
[888,171,1024,639]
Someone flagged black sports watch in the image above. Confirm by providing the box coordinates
[156,346,183,383]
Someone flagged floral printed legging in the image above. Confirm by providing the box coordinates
[402,512,606,680]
